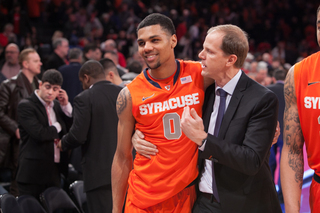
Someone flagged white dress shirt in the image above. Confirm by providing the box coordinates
[35,90,72,162]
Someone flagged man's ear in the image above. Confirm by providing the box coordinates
[22,60,28,69]
[226,55,238,67]
[83,74,90,84]
[38,81,42,89]
[171,34,178,49]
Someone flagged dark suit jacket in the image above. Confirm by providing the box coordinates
[44,52,65,71]
[58,62,83,105]
[16,92,72,185]
[61,80,121,192]
[200,71,282,213]
[267,82,285,141]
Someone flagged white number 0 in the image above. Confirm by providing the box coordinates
[163,113,182,140]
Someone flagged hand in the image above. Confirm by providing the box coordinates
[271,121,280,147]
[57,140,62,151]
[15,128,20,139]
[132,129,158,159]
[180,106,207,146]
[57,89,69,106]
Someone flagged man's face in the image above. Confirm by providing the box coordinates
[198,31,230,81]
[5,45,19,65]
[317,10,320,46]
[137,24,176,70]
[93,48,102,61]
[256,69,268,83]
[25,52,42,75]
[58,41,69,57]
[38,82,61,104]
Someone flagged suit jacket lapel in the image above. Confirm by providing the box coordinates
[219,71,248,137]
[30,92,49,125]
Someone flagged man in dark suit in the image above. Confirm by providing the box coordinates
[44,38,69,71]
[16,69,72,199]
[58,48,83,105]
[267,69,286,203]
[58,60,122,213]
[180,25,282,212]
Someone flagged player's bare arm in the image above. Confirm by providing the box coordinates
[112,87,135,213]
[280,66,304,213]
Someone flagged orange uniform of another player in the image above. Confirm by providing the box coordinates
[126,60,204,210]
[294,51,320,211]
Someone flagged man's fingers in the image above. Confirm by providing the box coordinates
[136,129,145,138]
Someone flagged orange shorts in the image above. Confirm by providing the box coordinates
[310,178,320,213]
[125,185,196,213]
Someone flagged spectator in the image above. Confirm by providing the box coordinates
[16,69,72,200]
[254,61,268,85]
[102,39,126,67]
[121,60,141,81]
[58,48,83,105]
[0,48,41,196]
[83,43,101,62]
[0,43,20,79]
[44,38,69,71]
[100,58,125,87]
[268,69,286,204]
[104,50,127,77]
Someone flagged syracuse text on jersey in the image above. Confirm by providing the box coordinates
[139,93,200,115]
[304,96,320,109]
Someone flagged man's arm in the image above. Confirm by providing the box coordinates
[0,83,19,136]
[60,94,90,150]
[280,66,304,213]
[17,100,60,141]
[112,87,135,213]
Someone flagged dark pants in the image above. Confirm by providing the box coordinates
[193,193,222,213]
[86,184,112,213]
[18,181,60,201]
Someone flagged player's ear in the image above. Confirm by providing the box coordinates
[171,34,177,49]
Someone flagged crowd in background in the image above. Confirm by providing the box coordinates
[0,0,319,80]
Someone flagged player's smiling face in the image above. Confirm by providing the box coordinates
[137,24,176,70]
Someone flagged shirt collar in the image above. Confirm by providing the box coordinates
[215,70,242,95]
[34,90,54,108]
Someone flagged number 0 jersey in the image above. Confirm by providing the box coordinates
[294,51,320,176]
[126,59,204,209]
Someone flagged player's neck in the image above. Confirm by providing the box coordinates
[149,58,177,80]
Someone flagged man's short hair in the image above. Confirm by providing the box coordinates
[41,69,63,86]
[127,60,142,74]
[79,60,105,79]
[99,58,119,76]
[137,13,176,36]
[52,38,68,50]
[18,48,37,67]
[68,48,83,60]
[83,43,99,54]
[208,25,249,68]
[273,69,286,81]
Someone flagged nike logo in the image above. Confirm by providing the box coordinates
[142,94,155,101]
[308,81,320,86]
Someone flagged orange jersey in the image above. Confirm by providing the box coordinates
[294,51,320,176]
[126,60,204,209]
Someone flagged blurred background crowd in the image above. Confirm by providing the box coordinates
[0,0,319,85]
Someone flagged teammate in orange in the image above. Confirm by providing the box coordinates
[280,5,320,213]
[111,13,212,213]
